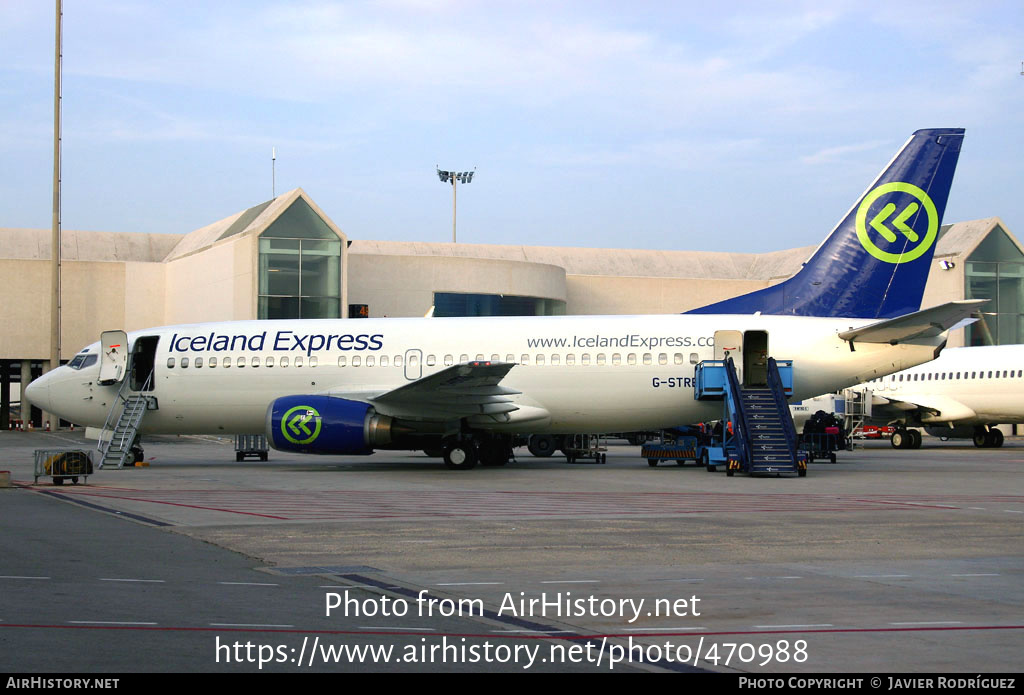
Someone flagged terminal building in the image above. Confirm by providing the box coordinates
[2,187,1022,427]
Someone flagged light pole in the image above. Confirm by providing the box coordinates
[436,167,475,243]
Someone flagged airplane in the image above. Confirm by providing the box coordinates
[26,128,979,470]
[854,344,1024,449]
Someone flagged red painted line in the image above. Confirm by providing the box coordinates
[43,490,289,520]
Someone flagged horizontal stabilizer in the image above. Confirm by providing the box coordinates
[838,300,986,345]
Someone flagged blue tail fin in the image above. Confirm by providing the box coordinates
[687,128,964,319]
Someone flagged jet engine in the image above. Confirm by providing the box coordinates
[266,395,398,455]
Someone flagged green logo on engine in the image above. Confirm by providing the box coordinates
[855,182,938,264]
[281,405,322,445]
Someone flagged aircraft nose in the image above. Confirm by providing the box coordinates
[24,373,51,412]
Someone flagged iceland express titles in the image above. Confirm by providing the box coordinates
[169,330,384,357]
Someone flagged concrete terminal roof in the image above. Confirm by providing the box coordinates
[0,227,182,263]
[349,240,816,281]
[1,216,1010,279]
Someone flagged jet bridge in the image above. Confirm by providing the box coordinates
[694,354,805,477]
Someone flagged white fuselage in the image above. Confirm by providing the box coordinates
[35,314,942,436]
[863,345,1024,425]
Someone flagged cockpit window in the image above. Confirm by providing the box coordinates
[67,353,98,370]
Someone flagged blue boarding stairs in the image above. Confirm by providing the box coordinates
[694,356,807,477]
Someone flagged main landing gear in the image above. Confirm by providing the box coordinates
[442,435,514,470]
[890,428,922,449]
[973,427,1004,448]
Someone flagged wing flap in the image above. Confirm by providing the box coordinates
[329,361,529,422]
[878,394,977,423]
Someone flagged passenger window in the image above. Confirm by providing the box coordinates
[536,354,545,366]
[310,356,318,367]
[252,356,260,368]
[491,354,500,362]
[460,354,469,363]
[166,358,175,368]
[381,355,389,367]
[566,354,575,366]
[642,353,652,366]
[581,353,591,366]
[505,354,514,363]
[294,356,303,367]
[395,355,403,367]
[351,356,360,367]
[520,354,530,365]
[612,353,621,366]
[596,353,606,366]
[195,357,204,368]
[338,356,347,367]
[627,354,637,366]
[426,355,436,366]
[223,358,231,369]
[445,354,454,366]
[281,356,289,367]
[181,357,189,368]
[366,356,375,367]
[551,354,560,365]
[476,354,485,361]
[237,356,246,368]
[658,353,668,366]
[674,353,684,365]
[209,356,217,368]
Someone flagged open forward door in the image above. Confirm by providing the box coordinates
[98,330,128,385]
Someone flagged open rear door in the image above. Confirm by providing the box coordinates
[98,330,128,385]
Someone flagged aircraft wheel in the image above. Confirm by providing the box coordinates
[647,459,658,467]
[991,429,1004,448]
[908,429,922,449]
[527,435,557,458]
[891,431,906,449]
[443,442,478,470]
[480,441,510,467]
[829,453,837,463]
[973,431,988,448]
[53,477,64,486]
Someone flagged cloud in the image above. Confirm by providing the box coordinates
[800,140,889,165]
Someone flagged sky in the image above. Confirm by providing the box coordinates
[1,1,1022,253]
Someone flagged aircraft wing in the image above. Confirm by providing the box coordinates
[872,393,977,424]
[838,300,986,345]
[329,361,529,422]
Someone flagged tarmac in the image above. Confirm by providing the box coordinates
[1,429,1021,673]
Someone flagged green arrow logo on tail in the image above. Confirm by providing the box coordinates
[855,182,938,264]
[281,405,322,445]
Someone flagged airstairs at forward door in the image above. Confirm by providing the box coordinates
[695,353,806,477]
[97,376,152,469]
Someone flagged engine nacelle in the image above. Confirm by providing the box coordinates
[266,395,394,455]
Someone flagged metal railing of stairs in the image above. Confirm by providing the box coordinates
[766,357,801,470]
[97,372,152,469]
[722,356,752,471]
